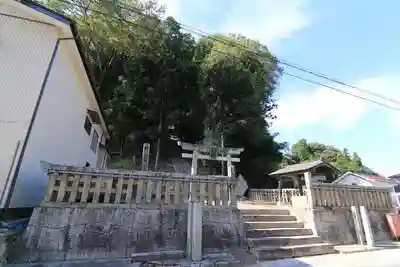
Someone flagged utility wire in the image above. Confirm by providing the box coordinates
[279,59,400,106]
[114,0,400,107]
[0,120,24,124]
[6,0,398,107]
[284,72,400,111]
[46,0,400,111]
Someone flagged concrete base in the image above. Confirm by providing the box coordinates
[4,257,244,267]
[334,242,400,254]
[4,205,248,265]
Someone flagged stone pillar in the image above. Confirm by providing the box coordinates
[304,171,317,235]
[304,171,313,205]
[187,200,203,261]
[277,179,283,204]
[190,151,198,176]
[186,201,193,259]
[351,205,365,245]
[227,154,233,178]
[44,174,55,202]
[141,143,150,171]
[360,205,375,247]
[292,175,300,189]
[0,233,7,264]
[187,150,199,260]
[189,151,198,202]
[191,202,203,261]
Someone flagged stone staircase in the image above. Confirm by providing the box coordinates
[241,206,335,261]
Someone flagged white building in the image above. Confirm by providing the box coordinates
[0,0,110,214]
[333,172,400,209]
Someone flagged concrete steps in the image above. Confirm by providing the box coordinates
[244,221,304,229]
[256,243,336,260]
[248,235,322,247]
[240,205,335,261]
[246,228,313,238]
[240,209,290,215]
[242,214,298,222]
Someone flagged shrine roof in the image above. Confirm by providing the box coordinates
[269,160,337,176]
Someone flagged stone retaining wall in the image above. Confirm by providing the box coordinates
[313,207,392,245]
[4,204,245,264]
[202,207,244,254]
[291,196,392,245]
[6,205,187,263]
[313,207,358,245]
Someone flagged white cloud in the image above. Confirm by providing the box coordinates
[155,0,181,18]
[220,0,311,47]
[149,0,312,46]
[273,75,400,132]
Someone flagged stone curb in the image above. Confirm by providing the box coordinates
[334,243,400,255]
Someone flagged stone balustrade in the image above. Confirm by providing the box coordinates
[310,183,392,210]
[43,165,238,208]
[248,188,302,205]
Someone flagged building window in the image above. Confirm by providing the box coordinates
[84,116,92,135]
[90,130,99,153]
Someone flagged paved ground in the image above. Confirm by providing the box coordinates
[253,248,400,267]
[7,247,400,266]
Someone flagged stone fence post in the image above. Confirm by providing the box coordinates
[304,171,317,236]
[0,233,7,265]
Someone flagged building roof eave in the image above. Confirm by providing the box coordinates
[18,0,111,139]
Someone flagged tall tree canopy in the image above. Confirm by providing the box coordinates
[40,0,285,187]
[196,34,284,186]
[287,138,368,173]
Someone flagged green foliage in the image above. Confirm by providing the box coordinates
[41,0,285,186]
[107,156,137,169]
[289,138,364,172]
[195,35,284,186]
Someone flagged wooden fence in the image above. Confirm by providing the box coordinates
[310,183,392,210]
[248,188,302,205]
[43,165,238,208]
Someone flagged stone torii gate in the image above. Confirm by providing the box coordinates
[178,141,243,178]
[177,141,243,261]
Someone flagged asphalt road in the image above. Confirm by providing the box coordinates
[256,248,400,267]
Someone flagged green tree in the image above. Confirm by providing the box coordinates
[40,1,285,182]
[288,139,367,173]
[197,34,284,187]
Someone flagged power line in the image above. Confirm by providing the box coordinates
[284,72,400,111]
[279,59,400,106]
[114,0,400,107]
[48,0,400,111]
[0,120,24,124]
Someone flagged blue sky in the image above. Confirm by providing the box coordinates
[157,0,400,176]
